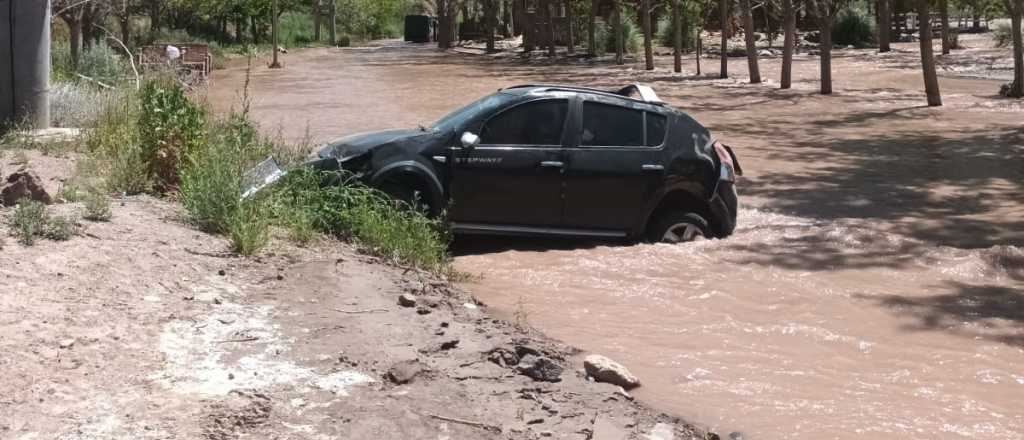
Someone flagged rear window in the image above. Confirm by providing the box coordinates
[581,102,644,147]
[646,112,667,146]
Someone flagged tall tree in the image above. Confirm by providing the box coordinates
[589,0,599,55]
[615,1,625,64]
[781,0,796,88]
[313,0,322,42]
[270,0,283,68]
[1007,0,1024,97]
[720,0,729,78]
[918,0,942,105]
[55,1,85,68]
[808,0,844,94]
[486,0,497,52]
[328,0,337,45]
[940,0,951,54]
[642,0,654,69]
[546,0,557,56]
[673,0,683,72]
[567,0,576,54]
[740,0,761,82]
[878,0,891,52]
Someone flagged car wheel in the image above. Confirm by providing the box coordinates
[648,211,710,244]
[378,178,433,216]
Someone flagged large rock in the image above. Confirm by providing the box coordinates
[584,355,640,390]
[1,171,52,206]
[387,360,423,384]
[517,354,563,382]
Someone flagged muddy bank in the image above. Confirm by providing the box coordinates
[0,181,708,439]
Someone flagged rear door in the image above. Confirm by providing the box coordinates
[448,98,570,227]
[562,99,667,230]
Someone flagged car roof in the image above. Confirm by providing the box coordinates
[500,84,668,108]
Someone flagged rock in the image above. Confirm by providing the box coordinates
[416,307,431,315]
[386,360,423,384]
[58,338,76,349]
[728,432,745,440]
[592,416,629,440]
[487,347,520,367]
[398,294,417,307]
[517,354,563,382]
[439,339,459,350]
[584,355,640,389]
[1,171,52,207]
[645,423,675,440]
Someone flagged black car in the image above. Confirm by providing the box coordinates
[263,84,741,243]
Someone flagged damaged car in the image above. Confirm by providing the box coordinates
[246,84,742,243]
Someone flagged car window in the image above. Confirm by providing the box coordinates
[480,99,568,145]
[432,92,516,134]
[646,112,667,147]
[581,102,644,147]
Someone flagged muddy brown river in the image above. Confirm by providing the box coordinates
[212,40,1024,439]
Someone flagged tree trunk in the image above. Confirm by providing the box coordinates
[615,3,625,64]
[972,14,981,30]
[879,0,891,52]
[589,0,598,55]
[567,1,576,54]
[486,0,496,52]
[642,0,654,69]
[820,17,833,94]
[313,0,322,42]
[68,18,82,69]
[149,1,161,32]
[918,0,942,105]
[329,0,337,45]
[235,18,245,43]
[1011,0,1024,97]
[546,0,556,56]
[251,15,259,45]
[696,27,702,75]
[673,0,682,72]
[741,0,761,82]
[720,0,729,78]
[271,0,282,68]
[82,9,94,51]
[940,0,950,54]
[781,0,795,88]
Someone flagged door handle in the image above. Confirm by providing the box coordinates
[540,161,565,168]
[642,164,665,171]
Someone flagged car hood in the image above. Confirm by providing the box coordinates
[317,129,435,159]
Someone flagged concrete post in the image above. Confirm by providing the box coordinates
[1,0,50,130]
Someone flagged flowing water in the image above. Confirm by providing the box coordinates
[454,209,1024,439]
[211,41,1024,439]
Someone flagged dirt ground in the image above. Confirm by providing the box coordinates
[0,192,704,439]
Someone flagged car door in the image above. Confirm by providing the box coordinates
[448,98,570,227]
[562,99,667,230]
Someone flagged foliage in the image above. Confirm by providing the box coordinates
[271,169,451,270]
[832,8,876,47]
[8,200,76,245]
[993,21,1022,48]
[83,192,113,222]
[138,78,208,190]
[656,4,704,51]
[85,88,152,194]
[595,17,643,55]
[10,200,48,246]
[50,82,126,129]
[52,42,132,85]
[227,198,271,256]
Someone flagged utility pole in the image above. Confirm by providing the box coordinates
[1,0,51,130]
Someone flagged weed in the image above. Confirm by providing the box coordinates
[83,192,113,222]
[42,215,77,241]
[513,296,531,332]
[138,78,207,190]
[227,199,270,256]
[10,200,47,245]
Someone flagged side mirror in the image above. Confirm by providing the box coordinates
[460,132,480,150]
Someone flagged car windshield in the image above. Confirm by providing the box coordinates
[431,92,516,133]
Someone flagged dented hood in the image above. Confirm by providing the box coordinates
[317,129,433,159]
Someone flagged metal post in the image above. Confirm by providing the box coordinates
[1,0,50,130]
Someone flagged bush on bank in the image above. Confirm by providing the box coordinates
[79,78,450,268]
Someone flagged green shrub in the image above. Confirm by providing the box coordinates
[42,215,77,241]
[86,90,153,194]
[595,18,643,55]
[994,22,1022,48]
[179,114,273,234]
[227,199,271,256]
[832,8,876,47]
[51,42,131,86]
[83,192,112,222]
[138,79,207,190]
[271,169,450,270]
[7,200,76,245]
[10,200,48,245]
[656,7,701,51]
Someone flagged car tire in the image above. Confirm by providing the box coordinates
[647,211,710,244]
[377,177,434,216]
